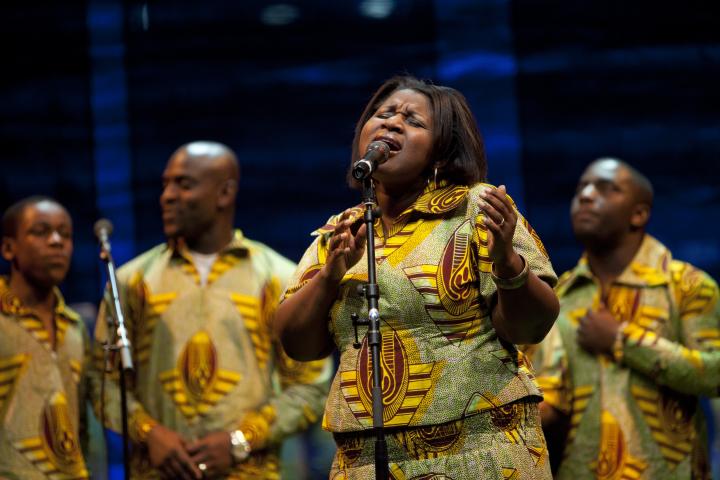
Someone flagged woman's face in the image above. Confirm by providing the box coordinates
[358,88,434,188]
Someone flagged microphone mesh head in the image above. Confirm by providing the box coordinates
[368,140,390,160]
[93,218,114,238]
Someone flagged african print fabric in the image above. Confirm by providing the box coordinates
[90,230,332,479]
[531,235,720,479]
[330,400,550,479]
[0,277,90,480]
[285,181,558,477]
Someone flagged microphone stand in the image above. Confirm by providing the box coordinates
[98,244,133,480]
[351,177,388,480]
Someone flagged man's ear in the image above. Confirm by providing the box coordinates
[630,203,651,229]
[217,179,238,209]
[1,237,15,262]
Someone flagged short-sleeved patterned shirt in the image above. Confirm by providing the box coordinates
[531,234,720,479]
[284,182,557,434]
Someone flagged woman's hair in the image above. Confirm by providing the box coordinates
[347,75,487,189]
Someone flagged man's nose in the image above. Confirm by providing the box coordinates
[160,184,176,204]
[48,230,63,244]
[578,183,597,201]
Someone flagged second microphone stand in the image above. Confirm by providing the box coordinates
[351,177,389,480]
[98,244,134,480]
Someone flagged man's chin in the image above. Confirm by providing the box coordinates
[572,228,600,245]
[32,272,67,290]
[163,225,179,238]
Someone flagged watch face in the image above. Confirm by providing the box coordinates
[230,430,251,462]
[232,444,249,462]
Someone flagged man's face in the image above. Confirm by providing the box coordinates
[160,150,221,242]
[570,160,640,246]
[2,201,73,288]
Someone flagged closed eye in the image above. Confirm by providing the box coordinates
[407,117,426,128]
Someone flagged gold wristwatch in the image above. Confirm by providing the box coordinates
[229,429,251,463]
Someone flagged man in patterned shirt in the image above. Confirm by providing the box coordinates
[0,196,90,479]
[532,158,720,478]
[91,141,331,479]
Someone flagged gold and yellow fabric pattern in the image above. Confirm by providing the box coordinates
[90,230,331,479]
[285,182,557,478]
[531,235,720,479]
[0,277,90,479]
[331,400,550,479]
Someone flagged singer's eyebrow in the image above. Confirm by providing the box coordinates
[376,102,397,112]
[378,102,426,119]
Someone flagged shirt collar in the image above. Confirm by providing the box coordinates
[169,229,249,259]
[0,276,80,323]
[312,181,470,236]
[558,234,672,296]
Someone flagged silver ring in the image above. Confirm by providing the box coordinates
[498,217,505,227]
[198,463,207,472]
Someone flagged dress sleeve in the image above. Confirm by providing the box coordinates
[282,233,330,302]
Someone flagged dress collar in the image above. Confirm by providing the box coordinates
[312,181,470,236]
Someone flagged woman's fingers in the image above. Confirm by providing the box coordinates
[479,199,505,226]
[355,223,367,250]
[325,212,368,278]
[480,185,518,236]
[480,186,513,221]
[482,213,503,234]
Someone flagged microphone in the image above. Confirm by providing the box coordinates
[352,141,390,181]
[94,218,114,254]
[93,217,134,373]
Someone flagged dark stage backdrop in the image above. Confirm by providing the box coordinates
[3,1,718,301]
[2,0,719,477]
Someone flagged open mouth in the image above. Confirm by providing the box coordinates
[375,135,401,152]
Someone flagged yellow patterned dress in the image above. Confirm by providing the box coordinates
[90,230,332,479]
[0,277,90,480]
[284,182,558,479]
[531,235,720,479]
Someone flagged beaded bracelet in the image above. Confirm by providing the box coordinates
[491,255,529,290]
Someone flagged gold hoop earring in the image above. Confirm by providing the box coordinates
[433,166,438,189]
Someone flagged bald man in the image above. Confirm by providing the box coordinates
[530,159,720,479]
[91,142,331,479]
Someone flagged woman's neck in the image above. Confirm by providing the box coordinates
[374,180,426,226]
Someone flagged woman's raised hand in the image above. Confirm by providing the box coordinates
[479,185,522,274]
[323,210,368,283]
